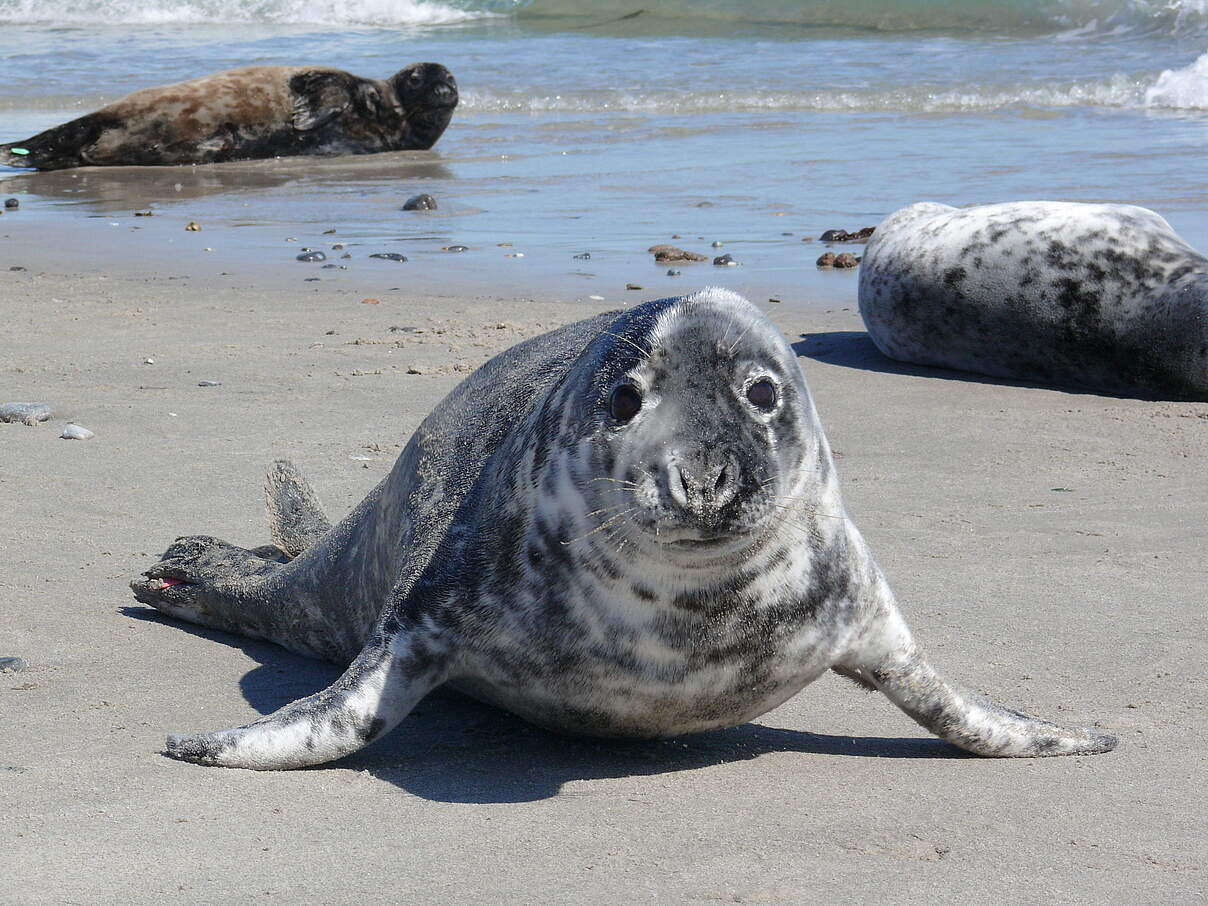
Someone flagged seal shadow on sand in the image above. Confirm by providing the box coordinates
[122,607,967,803]
[793,331,1128,396]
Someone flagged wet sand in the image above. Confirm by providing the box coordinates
[0,239,1205,903]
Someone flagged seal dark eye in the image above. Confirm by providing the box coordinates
[747,379,777,410]
[608,384,643,422]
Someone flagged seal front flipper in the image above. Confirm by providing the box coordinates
[165,624,450,770]
[841,605,1117,757]
[289,70,358,132]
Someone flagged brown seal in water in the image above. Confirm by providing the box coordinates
[0,62,457,170]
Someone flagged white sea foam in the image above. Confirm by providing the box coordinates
[0,0,494,26]
[1145,50,1208,108]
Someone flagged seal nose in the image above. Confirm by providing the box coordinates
[666,454,740,515]
[434,82,457,104]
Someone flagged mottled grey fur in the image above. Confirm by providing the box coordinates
[859,201,1208,400]
[130,288,1116,770]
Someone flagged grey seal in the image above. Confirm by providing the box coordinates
[130,288,1116,770]
[0,63,457,170]
[858,201,1208,400]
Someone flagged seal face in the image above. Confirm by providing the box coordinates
[0,62,458,170]
[130,288,1116,770]
[858,200,1208,401]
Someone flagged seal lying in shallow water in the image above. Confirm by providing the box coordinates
[0,62,457,170]
[130,288,1116,770]
[858,201,1208,401]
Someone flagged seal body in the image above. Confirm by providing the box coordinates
[131,288,1116,769]
[858,201,1208,401]
[0,62,457,170]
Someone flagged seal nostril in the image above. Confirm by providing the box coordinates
[679,470,691,497]
[714,466,728,492]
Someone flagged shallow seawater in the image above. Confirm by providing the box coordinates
[2,1,1208,304]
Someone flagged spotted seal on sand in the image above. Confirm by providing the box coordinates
[858,201,1208,400]
[130,288,1116,770]
[0,63,457,170]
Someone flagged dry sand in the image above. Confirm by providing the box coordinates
[1,254,1205,905]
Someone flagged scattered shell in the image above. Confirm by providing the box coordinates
[341,252,352,259]
[443,245,469,253]
[816,252,836,268]
[713,253,737,266]
[504,252,524,258]
[573,252,591,260]
[588,295,605,301]
[10,266,26,271]
[331,243,346,250]
[0,657,26,673]
[402,193,438,211]
[143,357,155,365]
[185,221,201,231]
[711,240,723,248]
[768,297,782,304]
[369,253,407,262]
[61,423,94,440]
[134,210,154,217]
[323,228,337,234]
[819,226,876,243]
[4,198,19,209]
[666,269,681,276]
[0,402,53,425]
[296,250,327,262]
[834,252,860,268]
[362,298,381,305]
[197,380,221,387]
[626,283,642,290]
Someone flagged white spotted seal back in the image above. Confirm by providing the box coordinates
[858,200,1208,400]
[131,288,1117,769]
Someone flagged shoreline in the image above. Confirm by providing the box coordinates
[1,242,1204,903]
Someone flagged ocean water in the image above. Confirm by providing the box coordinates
[2,0,1208,301]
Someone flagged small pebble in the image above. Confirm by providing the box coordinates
[768,297,782,304]
[504,252,524,258]
[197,380,221,387]
[296,250,326,262]
[666,269,681,276]
[671,234,682,239]
[498,242,513,247]
[834,252,860,268]
[816,252,836,268]
[331,243,346,250]
[0,657,26,673]
[362,298,381,305]
[0,402,53,425]
[711,240,723,248]
[323,228,337,234]
[134,210,154,217]
[443,245,469,253]
[573,252,591,260]
[144,357,155,365]
[713,253,736,266]
[321,264,347,269]
[650,245,707,263]
[369,252,407,262]
[588,295,605,301]
[304,277,320,282]
[402,193,438,211]
[4,198,19,209]
[285,237,298,242]
[185,221,201,231]
[61,423,94,440]
[9,266,25,271]
[626,283,642,290]
[341,253,352,259]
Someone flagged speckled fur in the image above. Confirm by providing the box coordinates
[131,289,1117,770]
[859,201,1208,400]
[0,62,457,170]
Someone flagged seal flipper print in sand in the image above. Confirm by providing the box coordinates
[858,201,1208,401]
[131,289,1116,770]
[0,62,457,170]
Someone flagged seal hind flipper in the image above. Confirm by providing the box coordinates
[0,112,111,170]
[165,631,449,769]
[844,605,1117,757]
[264,459,332,558]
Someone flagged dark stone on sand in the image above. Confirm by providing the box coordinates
[650,245,707,264]
[10,266,25,271]
[820,226,876,243]
[402,193,438,211]
[444,245,469,253]
[0,657,26,673]
[713,253,736,266]
[3,198,18,209]
[370,253,408,262]
[817,252,836,268]
[296,250,326,262]
[666,269,681,276]
[573,252,591,260]
[834,252,860,268]
[626,283,642,290]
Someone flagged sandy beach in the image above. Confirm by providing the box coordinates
[1,231,1205,903]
